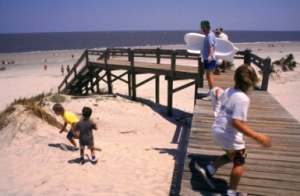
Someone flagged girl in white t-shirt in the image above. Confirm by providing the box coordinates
[199,64,272,196]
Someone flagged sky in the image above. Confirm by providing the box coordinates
[1,0,300,33]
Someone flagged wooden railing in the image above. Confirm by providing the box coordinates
[243,50,271,90]
[58,50,89,92]
[58,48,271,93]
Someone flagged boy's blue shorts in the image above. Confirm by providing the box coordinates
[204,60,216,71]
[66,129,75,139]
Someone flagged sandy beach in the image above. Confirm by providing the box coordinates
[0,42,300,195]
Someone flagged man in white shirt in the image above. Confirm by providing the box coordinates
[216,28,228,40]
[215,28,229,73]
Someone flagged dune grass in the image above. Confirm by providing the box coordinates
[0,93,64,131]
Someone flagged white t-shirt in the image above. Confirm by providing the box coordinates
[211,87,249,150]
[217,32,228,41]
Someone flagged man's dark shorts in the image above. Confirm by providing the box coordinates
[204,60,216,71]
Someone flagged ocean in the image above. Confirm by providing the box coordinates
[0,30,300,54]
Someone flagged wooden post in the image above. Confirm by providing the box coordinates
[244,50,251,65]
[104,49,113,94]
[90,69,95,94]
[96,75,100,94]
[128,48,131,61]
[155,74,160,104]
[261,57,271,91]
[171,50,176,77]
[167,50,176,117]
[130,49,136,100]
[74,65,77,77]
[156,47,161,64]
[107,48,110,60]
[85,49,89,66]
[167,77,173,117]
[194,81,198,105]
[128,71,132,96]
[198,56,204,88]
[155,47,160,104]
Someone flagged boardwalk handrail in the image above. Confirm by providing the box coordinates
[58,48,271,93]
[243,50,271,90]
[58,50,89,93]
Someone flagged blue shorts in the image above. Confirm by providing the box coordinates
[204,60,216,71]
[67,129,75,139]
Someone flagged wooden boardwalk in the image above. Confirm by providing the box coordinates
[89,59,200,79]
[60,50,203,117]
[177,71,300,195]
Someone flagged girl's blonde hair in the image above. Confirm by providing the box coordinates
[234,64,259,93]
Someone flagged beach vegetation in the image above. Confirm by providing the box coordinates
[273,53,298,71]
[50,93,66,103]
[0,94,63,131]
[0,105,15,131]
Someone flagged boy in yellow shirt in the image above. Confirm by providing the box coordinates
[52,103,79,151]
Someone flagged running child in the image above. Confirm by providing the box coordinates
[199,64,272,196]
[52,103,79,151]
[74,107,98,165]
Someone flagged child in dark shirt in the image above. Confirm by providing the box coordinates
[74,107,98,164]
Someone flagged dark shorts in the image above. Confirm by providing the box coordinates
[79,138,94,149]
[66,129,75,139]
[226,148,247,166]
[204,60,216,71]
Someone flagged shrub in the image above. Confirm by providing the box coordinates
[0,94,63,131]
[50,93,66,103]
[272,53,297,71]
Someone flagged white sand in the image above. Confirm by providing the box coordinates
[0,42,300,195]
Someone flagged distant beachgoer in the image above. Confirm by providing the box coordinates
[72,54,74,59]
[215,28,229,73]
[74,107,98,165]
[216,28,228,40]
[44,65,48,70]
[61,65,64,76]
[52,103,79,151]
[198,64,272,196]
[66,65,70,73]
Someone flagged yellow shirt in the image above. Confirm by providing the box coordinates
[62,111,79,125]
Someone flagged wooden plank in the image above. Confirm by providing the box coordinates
[180,70,300,195]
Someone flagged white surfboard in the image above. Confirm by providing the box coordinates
[184,33,238,62]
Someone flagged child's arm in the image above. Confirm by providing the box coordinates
[73,130,80,139]
[71,123,79,138]
[89,119,98,130]
[94,124,98,130]
[59,122,68,133]
[232,119,271,147]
